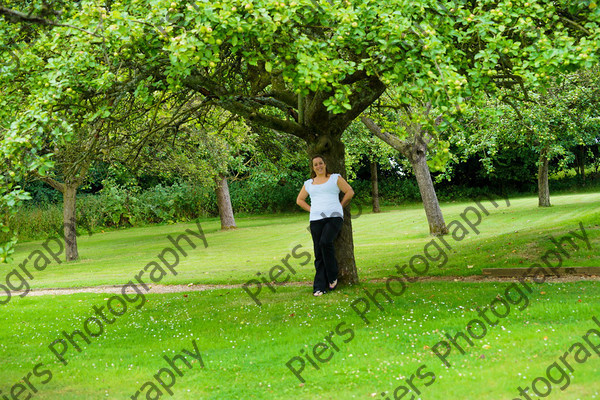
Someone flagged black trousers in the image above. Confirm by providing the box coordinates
[309,217,343,292]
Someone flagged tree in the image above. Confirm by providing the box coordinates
[129,0,600,282]
[361,93,454,235]
[454,68,600,207]
[0,20,206,260]
[133,107,252,230]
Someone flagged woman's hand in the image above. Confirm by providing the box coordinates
[296,185,311,212]
[337,176,355,208]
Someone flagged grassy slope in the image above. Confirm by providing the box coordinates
[4,192,599,289]
[1,282,599,399]
[1,191,599,399]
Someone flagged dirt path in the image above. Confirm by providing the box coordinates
[27,275,600,296]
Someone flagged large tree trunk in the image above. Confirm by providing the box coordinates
[408,150,449,236]
[63,184,79,261]
[215,174,237,230]
[309,134,358,285]
[538,152,551,207]
[370,160,380,213]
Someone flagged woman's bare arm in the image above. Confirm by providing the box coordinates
[296,185,311,212]
[337,176,355,208]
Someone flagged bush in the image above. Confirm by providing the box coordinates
[229,170,305,214]
[9,181,207,241]
[11,203,64,240]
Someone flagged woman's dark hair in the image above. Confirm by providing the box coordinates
[310,155,331,178]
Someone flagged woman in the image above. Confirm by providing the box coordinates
[296,155,354,296]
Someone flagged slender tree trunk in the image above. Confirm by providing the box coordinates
[309,134,358,285]
[574,149,581,178]
[538,153,551,207]
[579,145,586,185]
[409,150,449,235]
[370,160,380,213]
[63,184,79,261]
[215,174,236,230]
[360,115,448,236]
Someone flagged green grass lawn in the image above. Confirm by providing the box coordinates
[1,282,599,399]
[1,191,599,399]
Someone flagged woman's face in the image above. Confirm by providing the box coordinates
[312,157,326,175]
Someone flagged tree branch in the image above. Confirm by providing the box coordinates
[340,70,367,85]
[361,116,411,157]
[501,96,526,120]
[264,90,297,109]
[184,74,306,139]
[0,6,101,37]
[338,76,386,129]
[219,98,306,139]
[559,15,592,36]
[37,175,65,193]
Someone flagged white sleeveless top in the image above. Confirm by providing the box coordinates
[304,173,344,221]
